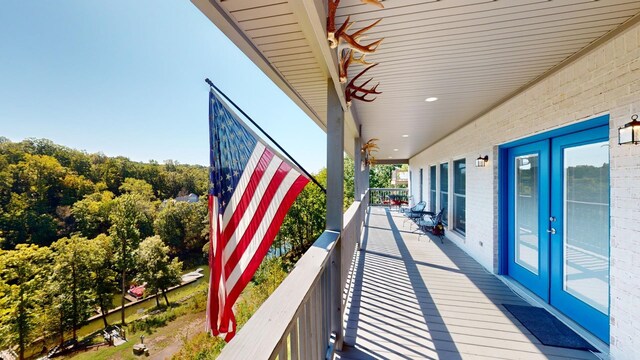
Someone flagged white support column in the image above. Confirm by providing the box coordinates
[326,80,344,351]
[354,137,362,200]
[363,163,370,196]
[326,82,344,232]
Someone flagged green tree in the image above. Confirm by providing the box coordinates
[89,234,119,329]
[119,177,156,200]
[135,236,183,307]
[109,193,155,325]
[276,169,327,268]
[369,164,395,188]
[71,191,115,238]
[0,244,51,360]
[49,235,97,344]
[154,198,208,260]
[343,156,355,209]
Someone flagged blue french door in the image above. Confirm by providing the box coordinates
[507,125,610,343]
[550,126,610,343]
[507,140,551,302]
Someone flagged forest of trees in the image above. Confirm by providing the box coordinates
[0,138,212,359]
[0,138,398,359]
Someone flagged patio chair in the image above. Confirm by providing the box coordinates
[402,201,426,227]
[418,208,446,243]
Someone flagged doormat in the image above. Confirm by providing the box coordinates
[503,304,598,352]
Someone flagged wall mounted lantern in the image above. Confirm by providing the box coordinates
[619,114,640,145]
[475,155,489,167]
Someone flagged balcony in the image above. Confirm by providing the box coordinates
[216,192,597,360]
[194,0,640,357]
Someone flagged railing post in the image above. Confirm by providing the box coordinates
[326,81,344,352]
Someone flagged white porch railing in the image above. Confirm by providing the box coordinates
[216,190,369,360]
[369,187,409,207]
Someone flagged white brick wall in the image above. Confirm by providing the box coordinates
[409,21,640,359]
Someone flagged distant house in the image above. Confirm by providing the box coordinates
[175,193,199,203]
[391,168,408,187]
[161,193,199,207]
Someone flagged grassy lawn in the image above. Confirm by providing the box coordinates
[63,275,209,360]
[68,312,206,360]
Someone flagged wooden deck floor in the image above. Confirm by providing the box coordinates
[335,207,599,360]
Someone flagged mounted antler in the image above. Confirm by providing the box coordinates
[346,63,381,105]
[328,0,384,105]
[361,0,384,9]
[337,18,384,53]
[327,0,341,47]
[329,15,353,49]
[361,138,379,166]
[339,48,373,83]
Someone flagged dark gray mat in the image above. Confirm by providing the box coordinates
[503,304,598,352]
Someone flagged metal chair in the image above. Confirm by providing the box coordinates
[418,208,446,243]
[402,201,426,227]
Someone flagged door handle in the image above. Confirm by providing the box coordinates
[547,228,556,235]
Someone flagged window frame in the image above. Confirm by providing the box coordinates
[439,162,449,225]
[429,165,437,213]
[453,158,466,236]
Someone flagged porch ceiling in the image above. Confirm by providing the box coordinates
[193,0,640,160]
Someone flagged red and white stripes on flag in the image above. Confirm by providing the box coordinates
[206,90,309,340]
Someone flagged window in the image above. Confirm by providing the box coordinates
[453,159,466,235]
[429,166,436,212]
[419,168,424,202]
[409,170,413,198]
[440,162,449,225]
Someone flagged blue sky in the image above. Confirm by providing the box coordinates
[0,1,327,172]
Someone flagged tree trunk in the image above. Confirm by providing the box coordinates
[18,293,25,360]
[101,307,109,329]
[72,260,78,341]
[121,239,126,325]
[59,318,65,347]
[155,290,160,308]
[163,289,170,307]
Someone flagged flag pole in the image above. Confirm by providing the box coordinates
[205,78,327,194]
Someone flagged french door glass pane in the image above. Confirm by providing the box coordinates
[515,154,539,274]
[563,141,610,314]
[429,166,436,212]
[419,169,424,202]
[454,159,466,234]
[454,195,465,233]
[440,163,448,224]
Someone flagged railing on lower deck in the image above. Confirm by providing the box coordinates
[216,190,369,360]
[369,187,409,207]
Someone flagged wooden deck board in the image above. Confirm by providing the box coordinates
[335,207,598,360]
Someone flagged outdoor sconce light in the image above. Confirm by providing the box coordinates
[618,114,640,145]
[475,155,489,167]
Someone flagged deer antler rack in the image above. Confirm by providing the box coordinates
[339,48,373,83]
[361,0,384,9]
[346,63,381,105]
[361,138,379,166]
[327,0,341,48]
[337,18,383,53]
[328,0,384,105]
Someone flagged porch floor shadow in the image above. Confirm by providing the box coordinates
[335,207,598,360]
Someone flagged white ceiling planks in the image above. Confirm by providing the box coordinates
[332,0,640,159]
[195,0,640,161]
[210,0,329,128]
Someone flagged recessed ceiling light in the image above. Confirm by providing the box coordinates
[393,149,399,151]
[425,97,438,102]
[402,134,409,138]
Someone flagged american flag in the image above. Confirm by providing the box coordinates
[206,89,310,340]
